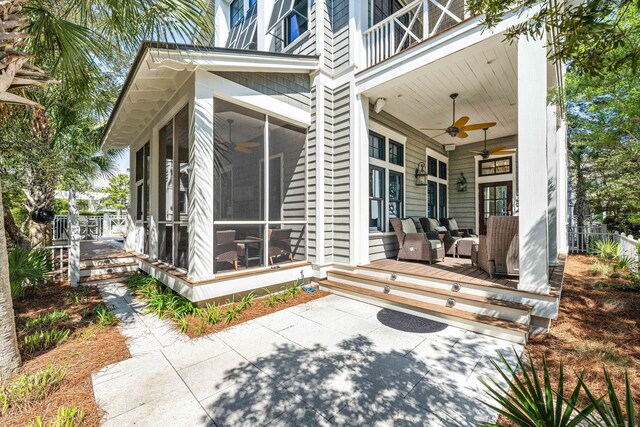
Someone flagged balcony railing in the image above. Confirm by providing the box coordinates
[363,0,467,68]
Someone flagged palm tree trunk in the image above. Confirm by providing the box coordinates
[3,203,29,248]
[0,180,22,379]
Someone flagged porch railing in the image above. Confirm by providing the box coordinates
[53,214,127,242]
[42,244,69,283]
[363,0,467,67]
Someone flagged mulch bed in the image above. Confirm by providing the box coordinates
[497,254,639,425]
[184,289,330,338]
[5,282,130,427]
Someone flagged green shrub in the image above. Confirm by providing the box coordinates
[9,247,53,298]
[223,303,242,324]
[237,292,256,311]
[64,288,89,305]
[283,280,300,297]
[22,329,71,354]
[205,303,222,325]
[28,405,84,427]
[590,238,623,261]
[263,288,286,307]
[480,350,595,426]
[0,366,67,415]
[94,303,118,327]
[580,370,639,427]
[25,311,69,329]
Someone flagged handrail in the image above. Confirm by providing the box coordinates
[363,0,422,36]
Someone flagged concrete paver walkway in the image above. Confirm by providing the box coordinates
[93,284,521,426]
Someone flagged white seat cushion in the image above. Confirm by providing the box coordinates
[428,239,442,249]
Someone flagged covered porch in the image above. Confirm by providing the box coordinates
[352,27,568,296]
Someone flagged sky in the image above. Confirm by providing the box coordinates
[93,148,130,189]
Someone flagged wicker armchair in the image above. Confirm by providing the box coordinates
[440,218,477,238]
[268,228,294,265]
[472,216,519,278]
[390,218,444,264]
[215,230,238,270]
[419,217,458,256]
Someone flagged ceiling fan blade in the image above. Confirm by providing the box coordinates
[461,122,497,131]
[468,150,485,155]
[235,142,261,147]
[430,131,448,138]
[420,127,447,131]
[235,147,253,154]
[456,131,469,139]
[488,145,507,153]
[452,116,470,129]
[492,150,516,155]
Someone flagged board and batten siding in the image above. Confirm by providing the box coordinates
[448,134,518,231]
[367,108,444,260]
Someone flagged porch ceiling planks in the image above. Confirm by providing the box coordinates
[361,34,518,146]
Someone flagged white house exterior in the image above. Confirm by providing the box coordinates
[101,0,568,342]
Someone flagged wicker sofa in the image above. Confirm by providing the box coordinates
[471,216,519,277]
[390,217,445,264]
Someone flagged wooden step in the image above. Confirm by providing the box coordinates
[79,272,134,285]
[318,279,528,343]
[81,261,139,271]
[328,270,533,312]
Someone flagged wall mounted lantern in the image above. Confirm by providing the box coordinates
[415,162,428,186]
[457,172,467,192]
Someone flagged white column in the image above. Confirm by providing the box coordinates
[315,0,326,70]
[149,128,160,261]
[517,34,549,293]
[188,73,215,281]
[68,189,80,287]
[350,0,367,68]
[258,0,275,51]
[214,0,231,47]
[547,104,558,265]
[556,118,569,253]
[315,78,326,265]
[349,88,369,266]
[124,149,136,252]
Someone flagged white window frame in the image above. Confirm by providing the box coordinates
[281,0,310,50]
[474,152,517,235]
[425,147,448,220]
[368,121,406,234]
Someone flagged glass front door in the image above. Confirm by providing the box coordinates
[479,181,513,235]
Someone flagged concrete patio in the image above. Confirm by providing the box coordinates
[93,285,521,426]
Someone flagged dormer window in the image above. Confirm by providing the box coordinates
[230,0,244,27]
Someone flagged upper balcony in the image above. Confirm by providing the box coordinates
[364,0,468,68]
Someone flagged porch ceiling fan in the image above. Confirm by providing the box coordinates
[469,128,516,159]
[220,119,261,154]
[420,93,497,139]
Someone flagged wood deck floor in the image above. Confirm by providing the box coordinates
[364,255,565,296]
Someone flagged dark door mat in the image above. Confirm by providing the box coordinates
[376,308,448,333]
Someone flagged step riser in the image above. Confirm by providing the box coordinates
[80,257,137,268]
[327,274,530,324]
[80,275,134,286]
[80,265,139,277]
[319,285,527,344]
[350,267,557,317]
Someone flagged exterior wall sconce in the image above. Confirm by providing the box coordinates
[415,162,428,186]
[457,172,467,192]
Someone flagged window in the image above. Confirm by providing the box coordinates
[158,105,189,269]
[389,140,403,166]
[425,148,448,220]
[213,99,308,273]
[369,131,385,160]
[427,156,438,176]
[230,0,243,27]
[249,0,257,6]
[479,156,512,177]
[284,0,308,46]
[368,125,405,232]
[369,167,385,232]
